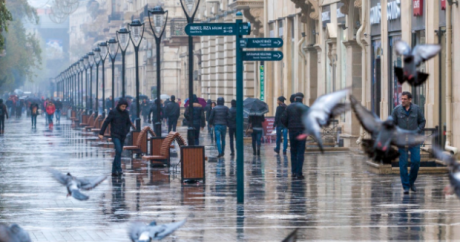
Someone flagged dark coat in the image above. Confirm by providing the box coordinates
[54,100,63,110]
[165,101,180,120]
[208,98,229,126]
[391,103,426,132]
[205,100,212,122]
[149,103,163,123]
[248,115,265,129]
[281,101,309,130]
[0,103,8,118]
[185,103,206,128]
[140,101,150,115]
[274,103,287,128]
[228,106,237,129]
[30,103,39,116]
[99,100,131,140]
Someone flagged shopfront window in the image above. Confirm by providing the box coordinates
[389,35,402,113]
[372,39,382,117]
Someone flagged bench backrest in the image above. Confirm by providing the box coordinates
[134,126,156,153]
[159,132,177,157]
[93,115,102,127]
[87,114,95,124]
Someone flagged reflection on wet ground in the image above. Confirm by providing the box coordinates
[0,117,460,241]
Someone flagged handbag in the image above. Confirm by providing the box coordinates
[245,123,253,135]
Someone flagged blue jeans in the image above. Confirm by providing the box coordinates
[229,127,236,153]
[289,129,306,176]
[112,137,125,174]
[47,114,54,124]
[31,115,37,127]
[252,129,263,149]
[275,126,288,152]
[55,109,61,122]
[398,145,421,190]
[215,124,227,155]
[208,123,214,140]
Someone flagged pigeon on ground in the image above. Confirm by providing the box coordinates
[0,223,31,242]
[350,95,426,162]
[431,145,460,199]
[300,88,350,152]
[281,229,298,242]
[394,40,441,86]
[48,168,108,201]
[128,219,186,241]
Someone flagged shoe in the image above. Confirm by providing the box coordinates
[403,189,410,195]
[410,185,416,192]
[283,151,287,155]
[297,174,305,180]
[274,148,280,154]
[111,172,118,177]
[292,174,297,179]
[217,154,223,158]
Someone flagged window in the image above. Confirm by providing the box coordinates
[278,20,283,38]
[269,23,275,37]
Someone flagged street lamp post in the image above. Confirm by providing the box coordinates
[88,51,95,115]
[116,27,130,98]
[83,55,89,114]
[108,38,119,110]
[79,58,85,113]
[148,6,168,137]
[93,47,101,117]
[98,42,109,117]
[129,19,145,132]
[179,0,201,145]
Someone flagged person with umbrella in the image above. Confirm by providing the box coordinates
[244,98,269,156]
[184,95,206,145]
[281,93,309,179]
[208,97,230,158]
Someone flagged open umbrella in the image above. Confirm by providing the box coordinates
[160,94,170,100]
[184,97,207,107]
[243,98,269,116]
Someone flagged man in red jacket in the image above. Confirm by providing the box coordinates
[46,101,56,126]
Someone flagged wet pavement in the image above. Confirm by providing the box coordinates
[1,115,460,241]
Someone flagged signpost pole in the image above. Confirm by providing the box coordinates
[235,12,244,204]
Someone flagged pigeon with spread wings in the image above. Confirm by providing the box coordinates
[350,95,426,162]
[128,219,186,241]
[431,145,460,199]
[394,40,441,86]
[48,168,108,201]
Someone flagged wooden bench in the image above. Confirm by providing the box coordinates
[80,113,94,126]
[91,116,105,133]
[142,132,186,167]
[123,126,156,158]
[85,115,102,131]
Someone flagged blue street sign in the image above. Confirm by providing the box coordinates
[185,22,251,36]
[242,51,284,61]
[240,38,283,48]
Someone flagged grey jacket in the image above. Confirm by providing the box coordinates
[391,103,426,132]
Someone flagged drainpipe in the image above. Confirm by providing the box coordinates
[355,0,368,145]
[445,2,455,154]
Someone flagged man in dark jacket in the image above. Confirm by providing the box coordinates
[99,98,132,176]
[54,99,63,124]
[140,99,150,125]
[228,100,237,156]
[165,95,180,132]
[209,97,230,157]
[391,91,426,194]
[204,99,213,139]
[274,96,288,155]
[30,102,39,128]
[0,99,9,134]
[281,93,310,179]
[184,95,206,145]
[148,99,163,130]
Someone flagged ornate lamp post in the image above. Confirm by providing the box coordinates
[116,27,130,98]
[83,55,89,114]
[180,0,201,145]
[108,38,119,110]
[98,41,109,117]
[88,51,95,115]
[129,19,145,131]
[79,58,85,112]
[148,6,168,137]
[93,47,101,117]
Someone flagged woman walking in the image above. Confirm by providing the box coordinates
[248,114,265,156]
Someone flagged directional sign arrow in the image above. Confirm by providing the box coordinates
[239,38,284,48]
[242,51,284,61]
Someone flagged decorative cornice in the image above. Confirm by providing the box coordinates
[228,0,264,10]
[308,0,320,20]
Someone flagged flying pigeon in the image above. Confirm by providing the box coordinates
[394,40,441,86]
[0,223,31,242]
[431,145,460,199]
[128,219,186,241]
[350,95,426,162]
[281,229,298,242]
[300,88,350,152]
[48,168,108,201]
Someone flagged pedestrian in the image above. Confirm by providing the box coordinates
[99,98,132,176]
[165,95,180,132]
[391,91,426,194]
[149,99,163,131]
[209,97,230,157]
[204,99,213,140]
[248,114,265,156]
[30,102,39,129]
[184,95,206,145]
[5,98,12,116]
[274,96,288,155]
[140,99,150,125]
[228,99,237,156]
[281,92,310,179]
[130,100,137,123]
[54,99,62,124]
[107,96,113,111]
[0,99,9,134]
[177,98,182,107]
[45,101,56,126]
